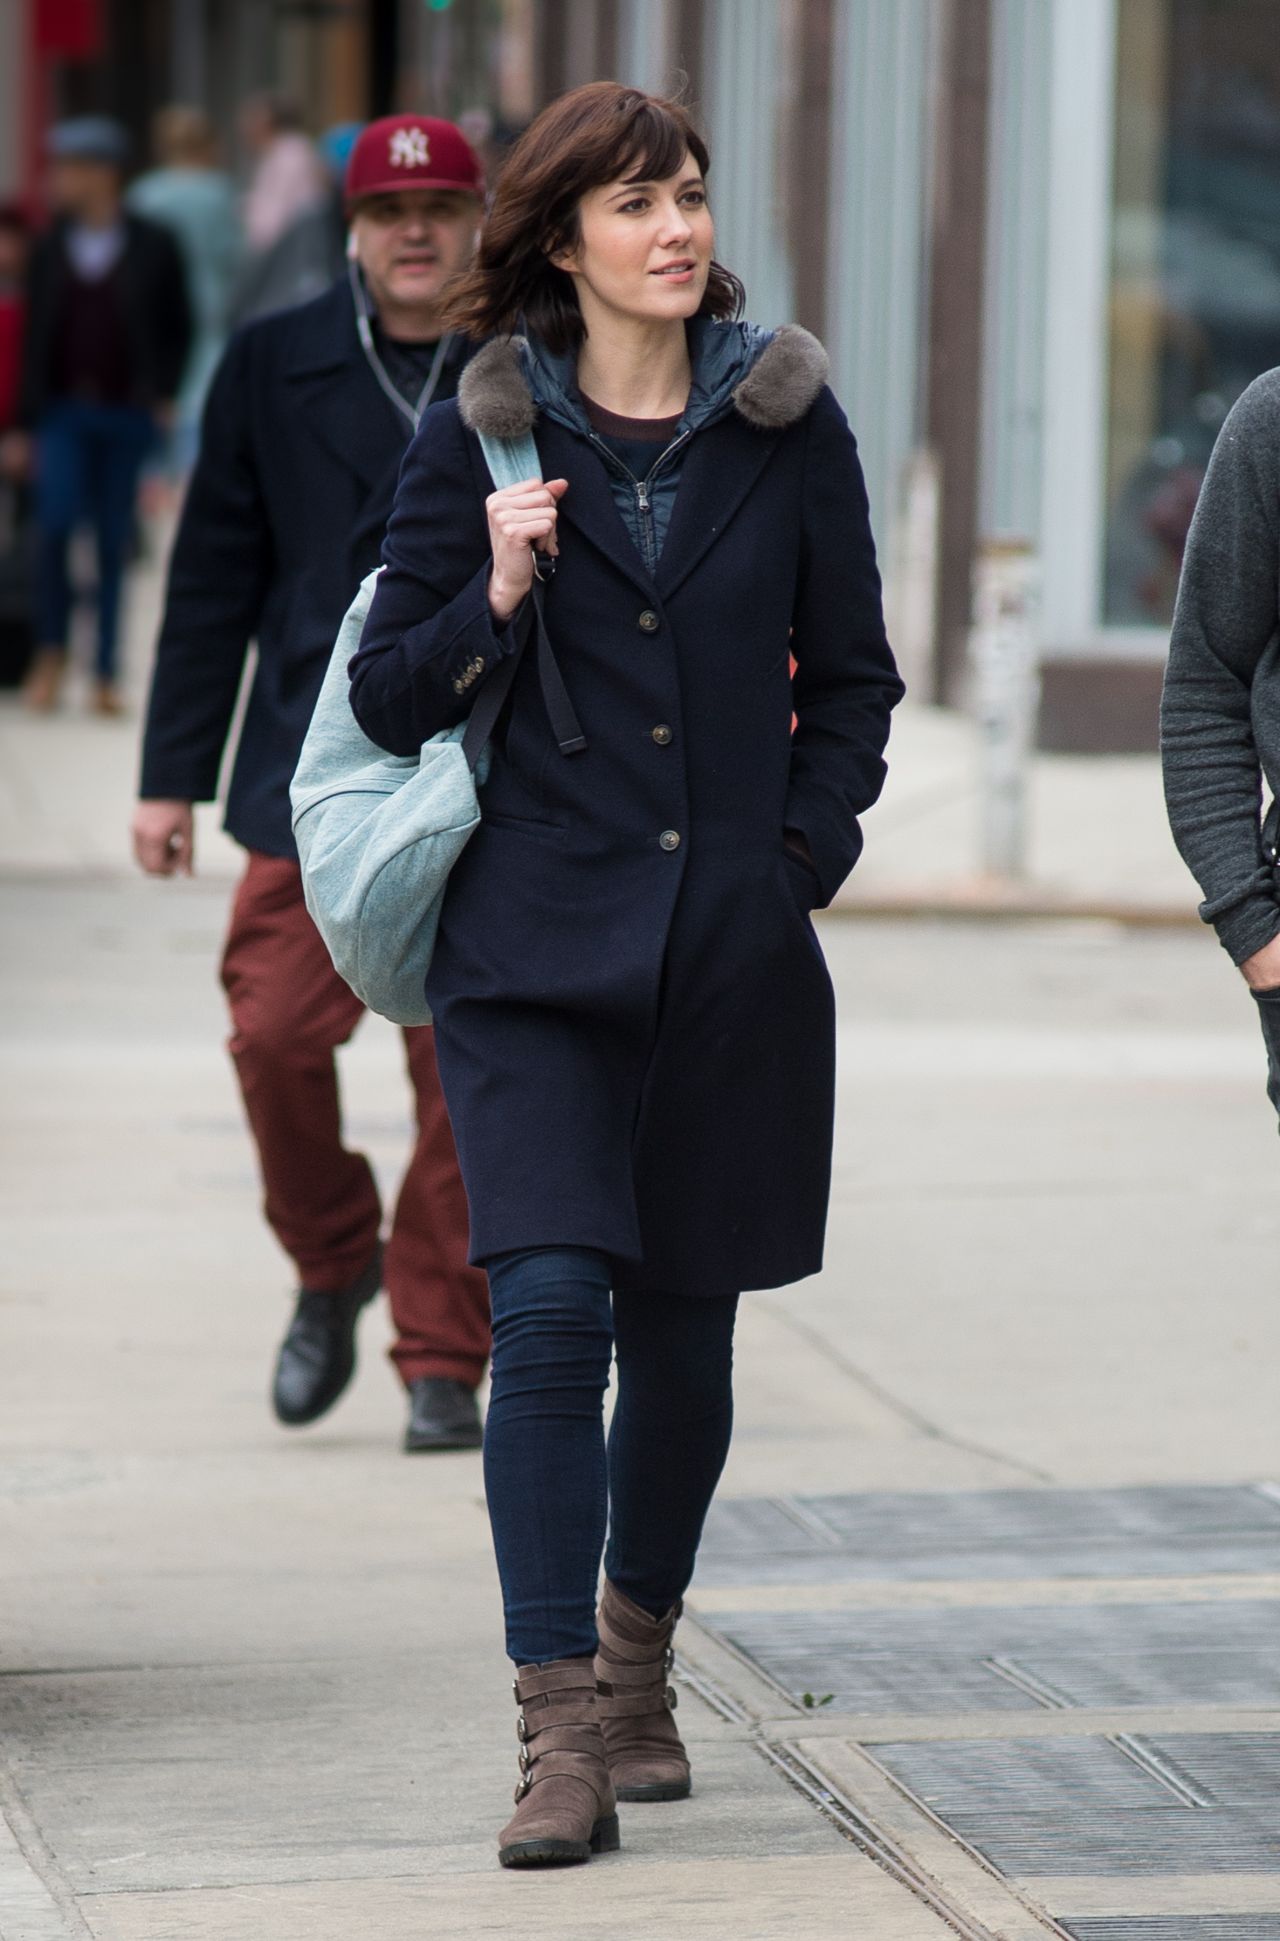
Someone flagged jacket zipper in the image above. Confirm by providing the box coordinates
[587,429,692,576]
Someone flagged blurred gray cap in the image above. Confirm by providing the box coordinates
[47,117,130,165]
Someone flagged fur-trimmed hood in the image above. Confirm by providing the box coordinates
[458,319,829,444]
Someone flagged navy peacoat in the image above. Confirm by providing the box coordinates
[139,280,470,857]
[349,327,904,1295]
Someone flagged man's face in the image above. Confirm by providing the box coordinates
[350,190,479,317]
[48,158,121,220]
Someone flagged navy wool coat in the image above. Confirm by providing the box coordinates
[349,327,904,1295]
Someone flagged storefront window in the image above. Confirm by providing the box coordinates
[1105,0,1280,624]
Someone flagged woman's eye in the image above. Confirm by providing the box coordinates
[682,191,707,207]
[619,198,649,215]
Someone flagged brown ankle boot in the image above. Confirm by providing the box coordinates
[498,1658,619,1869]
[595,1581,692,1801]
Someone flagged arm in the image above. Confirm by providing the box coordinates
[348,403,528,756]
[785,388,905,906]
[14,234,51,431]
[138,331,269,808]
[1161,373,1280,968]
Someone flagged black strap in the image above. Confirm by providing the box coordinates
[460,578,585,772]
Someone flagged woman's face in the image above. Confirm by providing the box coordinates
[556,152,713,328]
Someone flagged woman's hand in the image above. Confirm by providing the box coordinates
[486,476,569,622]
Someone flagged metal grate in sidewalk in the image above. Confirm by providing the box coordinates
[690,1486,1280,1933]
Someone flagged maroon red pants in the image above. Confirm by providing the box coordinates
[220,852,490,1389]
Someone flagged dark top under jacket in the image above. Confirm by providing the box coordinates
[347,323,904,1296]
[1162,368,1280,964]
[139,279,469,857]
[19,214,192,424]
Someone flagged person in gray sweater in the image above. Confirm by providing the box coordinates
[1162,368,1280,1111]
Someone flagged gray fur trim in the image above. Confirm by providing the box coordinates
[458,337,537,439]
[732,324,829,430]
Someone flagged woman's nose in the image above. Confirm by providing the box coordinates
[658,209,694,245]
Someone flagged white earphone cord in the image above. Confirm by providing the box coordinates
[348,259,453,433]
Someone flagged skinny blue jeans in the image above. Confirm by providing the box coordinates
[484,1246,739,1665]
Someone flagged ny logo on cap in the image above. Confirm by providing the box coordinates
[389,126,430,169]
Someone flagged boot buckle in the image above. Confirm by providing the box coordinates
[518,1744,532,1772]
[516,1712,529,1741]
[665,1686,679,1710]
[663,1646,675,1672]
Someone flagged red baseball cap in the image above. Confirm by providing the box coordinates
[344,114,484,209]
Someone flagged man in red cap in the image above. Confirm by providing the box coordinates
[132,118,492,1452]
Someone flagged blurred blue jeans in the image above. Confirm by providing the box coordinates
[35,399,155,680]
[484,1245,739,1665]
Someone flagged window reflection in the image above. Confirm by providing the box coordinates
[1106,0,1280,624]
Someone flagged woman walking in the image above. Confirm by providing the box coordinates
[348,82,902,1869]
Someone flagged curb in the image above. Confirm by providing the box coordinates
[826,881,1200,930]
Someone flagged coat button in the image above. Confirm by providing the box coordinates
[659,829,681,852]
[638,609,660,633]
[452,678,465,694]
[474,656,485,673]
[651,724,673,745]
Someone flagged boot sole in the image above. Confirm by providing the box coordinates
[615,1779,692,1802]
[499,1813,620,1868]
[403,1428,484,1453]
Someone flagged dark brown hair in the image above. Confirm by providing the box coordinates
[442,81,744,354]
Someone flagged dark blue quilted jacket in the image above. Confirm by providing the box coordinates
[520,318,774,574]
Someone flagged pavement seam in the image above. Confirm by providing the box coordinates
[750,1295,1055,1485]
[0,1764,94,1940]
[677,1615,1064,1939]
[761,1740,1067,1941]
[755,1741,1005,1941]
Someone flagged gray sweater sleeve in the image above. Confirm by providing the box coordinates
[1161,371,1280,965]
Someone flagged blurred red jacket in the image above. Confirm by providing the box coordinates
[0,295,23,430]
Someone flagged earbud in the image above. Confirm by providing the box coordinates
[345,230,358,262]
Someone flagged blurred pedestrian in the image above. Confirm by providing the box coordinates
[132,116,491,1454]
[1163,370,1280,1102]
[230,121,357,326]
[0,200,34,687]
[17,117,191,714]
[349,82,902,1867]
[127,105,242,473]
[240,94,325,256]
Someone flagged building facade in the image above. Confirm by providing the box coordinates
[6,0,1279,745]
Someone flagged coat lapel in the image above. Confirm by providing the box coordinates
[656,413,781,601]
[532,417,657,602]
[285,288,408,498]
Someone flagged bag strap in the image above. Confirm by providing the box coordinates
[461,429,585,771]
[478,427,541,492]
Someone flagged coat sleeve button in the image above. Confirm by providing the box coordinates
[659,829,681,851]
[651,724,673,745]
[452,678,465,694]
[638,609,661,633]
